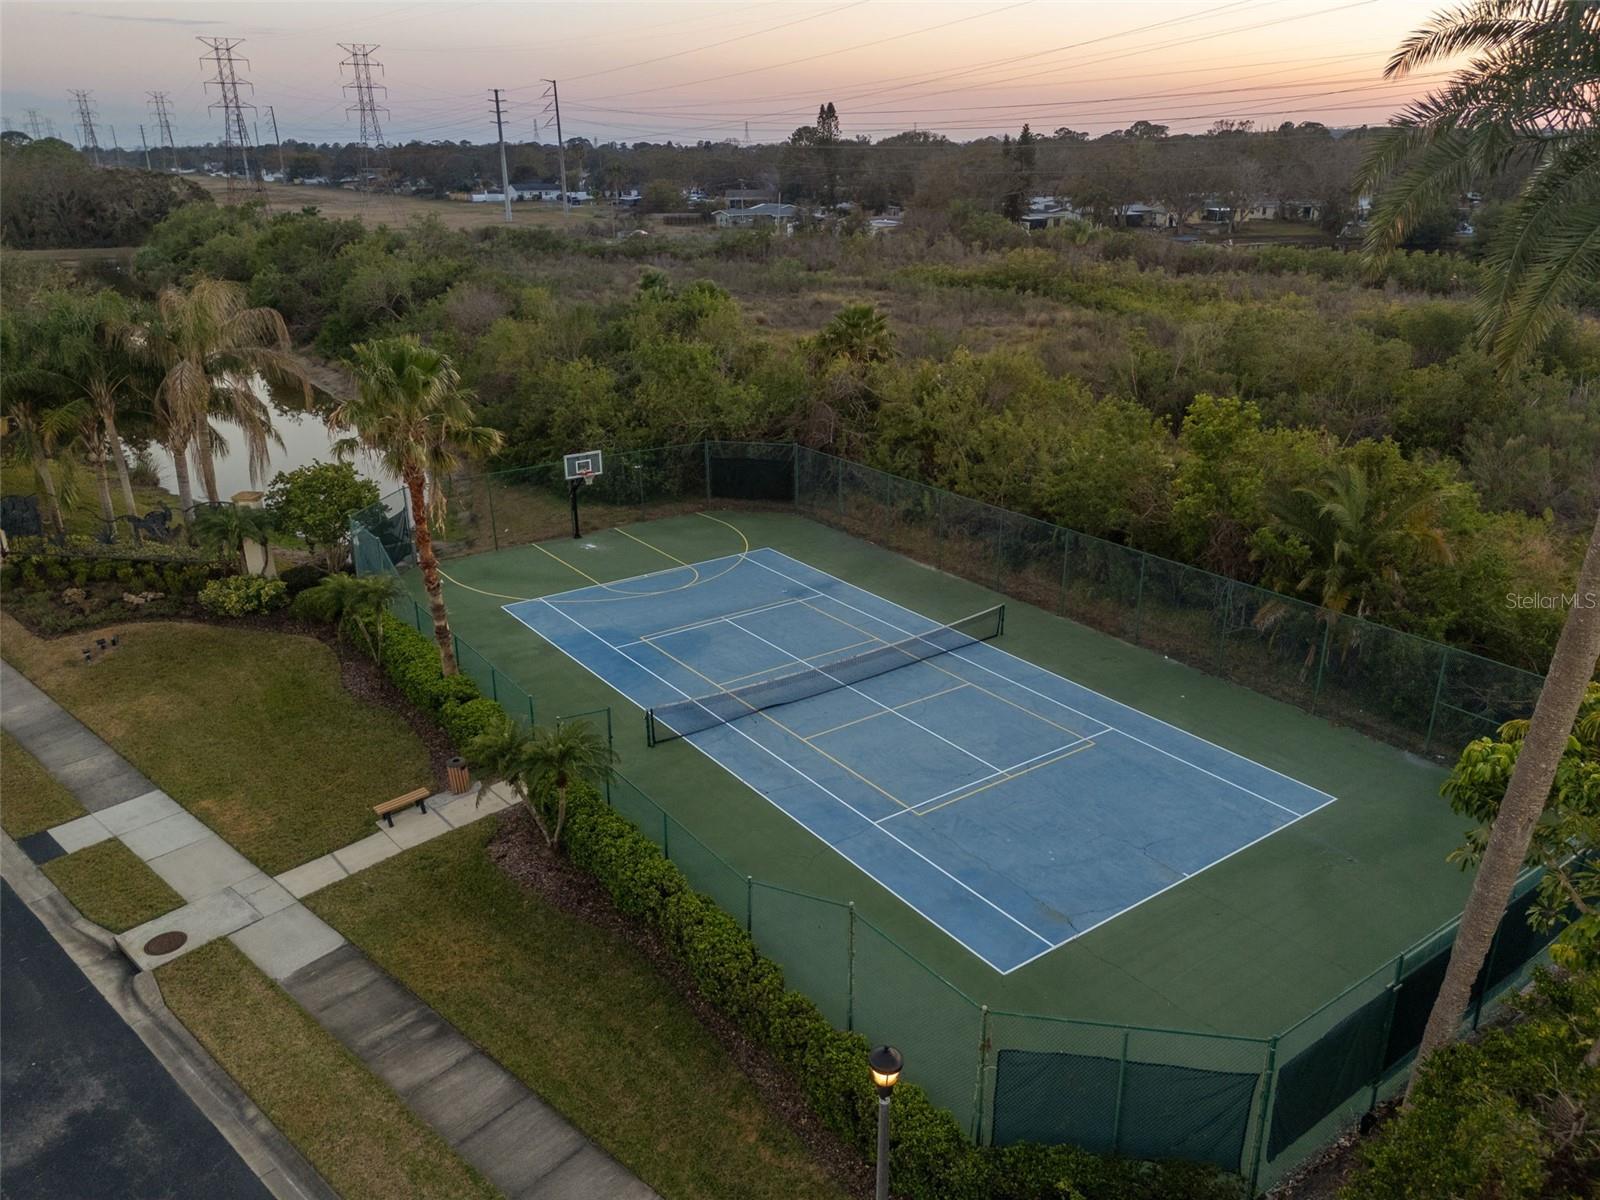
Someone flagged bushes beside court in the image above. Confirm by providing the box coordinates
[559,783,1244,1200]
[355,604,1243,1197]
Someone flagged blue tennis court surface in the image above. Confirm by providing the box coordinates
[507,547,1336,973]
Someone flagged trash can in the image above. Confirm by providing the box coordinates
[447,756,471,795]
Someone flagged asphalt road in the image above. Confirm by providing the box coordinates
[0,880,271,1200]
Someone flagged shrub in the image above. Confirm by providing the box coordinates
[278,562,330,597]
[197,575,289,617]
[1340,969,1600,1200]
[439,696,503,746]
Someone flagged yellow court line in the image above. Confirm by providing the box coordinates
[808,683,972,739]
[614,525,701,583]
[916,739,1097,818]
[645,633,910,813]
[798,599,1094,743]
[437,567,537,603]
[530,539,606,586]
[714,637,880,687]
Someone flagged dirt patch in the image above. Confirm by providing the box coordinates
[486,806,873,1200]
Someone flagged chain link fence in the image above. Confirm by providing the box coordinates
[347,444,1563,1190]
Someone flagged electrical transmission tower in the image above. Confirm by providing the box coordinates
[339,43,388,189]
[70,89,100,165]
[490,88,512,224]
[24,108,44,139]
[148,91,178,170]
[542,80,568,217]
[197,36,259,195]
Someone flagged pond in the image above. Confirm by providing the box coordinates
[152,384,403,503]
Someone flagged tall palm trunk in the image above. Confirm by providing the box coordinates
[196,434,222,504]
[31,450,66,535]
[92,446,115,531]
[102,408,138,517]
[169,438,196,519]
[406,467,459,676]
[1408,509,1600,1096]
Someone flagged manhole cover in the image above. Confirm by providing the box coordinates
[143,931,188,956]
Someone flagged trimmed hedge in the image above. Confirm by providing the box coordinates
[367,605,1243,1198]
[375,613,507,749]
[558,784,1245,1200]
[198,575,289,616]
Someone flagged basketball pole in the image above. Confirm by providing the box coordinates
[569,478,582,539]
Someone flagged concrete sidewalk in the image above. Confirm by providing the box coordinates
[3,659,659,1200]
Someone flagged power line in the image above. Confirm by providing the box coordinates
[70,89,100,165]
[198,37,259,195]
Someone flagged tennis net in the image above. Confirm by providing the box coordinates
[646,604,1005,745]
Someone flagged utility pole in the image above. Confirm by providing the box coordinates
[148,91,178,170]
[70,89,100,166]
[339,43,388,190]
[197,37,258,194]
[23,108,43,139]
[489,88,513,223]
[265,104,286,179]
[542,79,568,217]
[139,123,152,171]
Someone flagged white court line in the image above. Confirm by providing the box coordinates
[620,594,820,647]
[533,550,748,605]
[724,616,1004,774]
[879,737,1101,822]
[505,597,1055,962]
[746,551,1334,819]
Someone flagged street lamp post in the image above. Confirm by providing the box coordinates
[869,1045,903,1200]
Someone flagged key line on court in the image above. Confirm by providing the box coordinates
[522,597,1057,953]
[904,736,1099,819]
[882,734,1103,821]
[808,682,971,739]
[724,616,1006,774]
[715,636,881,688]
[621,594,819,646]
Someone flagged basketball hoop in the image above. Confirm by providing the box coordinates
[579,469,595,486]
[563,449,604,538]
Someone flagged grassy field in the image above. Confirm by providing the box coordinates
[0,617,432,873]
[158,940,499,1200]
[0,731,85,838]
[41,839,183,933]
[398,507,1469,1042]
[196,176,714,240]
[308,821,850,1200]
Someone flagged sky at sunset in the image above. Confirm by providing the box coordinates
[1,1,1457,148]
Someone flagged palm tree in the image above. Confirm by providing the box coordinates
[292,572,398,660]
[331,336,502,676]
[141,277,308,516]
[1359,1,1599,375]
[810,303,896,367]
[1259,461,1453,619]
[0,306,84,537]
[467,714,614,850]
[190,503,277,574]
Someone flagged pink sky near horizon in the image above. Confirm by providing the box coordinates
[1,1,1457,149]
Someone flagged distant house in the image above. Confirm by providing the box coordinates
[1020,209,1075,231]
[1280,199,1322,222]
[868,216,902,236]
[722,187,775,210]
[1121,203,1174,228]
[713,202,797,229]
[523,181,564,201]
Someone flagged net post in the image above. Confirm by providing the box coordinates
[1246,1036,1279,1195]
[846,900,856,1032]
[970,1004,990,1142]
[1422,651,1450,756]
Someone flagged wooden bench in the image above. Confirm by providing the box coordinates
[373,787,431,827]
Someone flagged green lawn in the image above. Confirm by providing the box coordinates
[0,731,85,838]
[42,839,183,933]
[1,617,433,873]
[158,941,499,1200]
[308,821,850,1200]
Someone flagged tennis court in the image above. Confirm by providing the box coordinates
[507,546,1336,974]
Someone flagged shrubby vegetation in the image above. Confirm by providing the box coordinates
[0,134,208,249]
[1340,969,1599,1200]
[197,575,289,617]
[100,199,1600,671]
